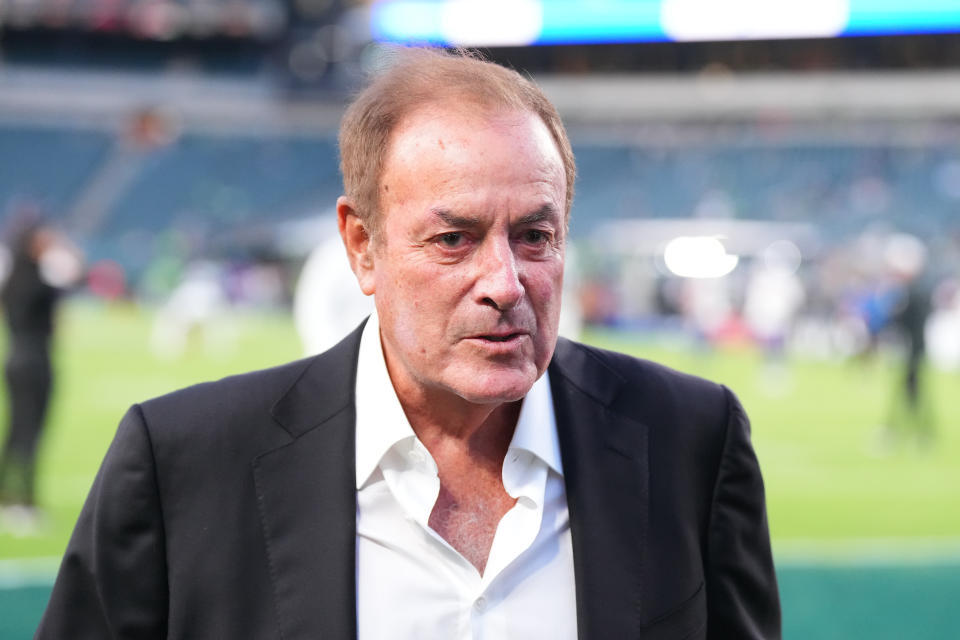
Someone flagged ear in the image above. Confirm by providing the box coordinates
[337,196,376,296]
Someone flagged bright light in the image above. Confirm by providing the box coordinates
[442,0,542,47]
[372,1,444,43]
[370,0,960,46]
[661,0,848,41]
[663,236,739,279]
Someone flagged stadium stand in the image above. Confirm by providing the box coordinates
[2,118,959,273]
[0,124,112,217]
[106,134,341,235]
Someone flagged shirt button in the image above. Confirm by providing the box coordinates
[474,596,488,612]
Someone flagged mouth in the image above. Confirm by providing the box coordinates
[480,333,522,342]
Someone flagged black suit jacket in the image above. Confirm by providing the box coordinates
[37,324,780,639]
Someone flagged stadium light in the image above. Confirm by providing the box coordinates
[660,0,848,42]
[370,0,960,46]
[441,0,542,46]
[663,236,739,279]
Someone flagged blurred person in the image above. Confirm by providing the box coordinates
[846,232,901,365]
[557,241,584,340]
[743,242,806,391]
[38,48,780,639]
[149,260,230,360]
[85,259,127,301]
[926,277,960,371]
[0,220,83,533]
[682,275,735,346]
[744,243,805,359]
[879,234,935,450]
[294,231,375,356]
[852,280,900,362]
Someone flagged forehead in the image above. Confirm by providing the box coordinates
[381,104,566,213]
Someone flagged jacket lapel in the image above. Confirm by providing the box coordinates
[550,338,651,640]
[253,324,365,640]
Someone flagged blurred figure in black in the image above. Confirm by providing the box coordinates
[0,218,82,533]
[881,233,935,451]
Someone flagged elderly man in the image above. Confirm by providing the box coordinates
[38,48,780,639]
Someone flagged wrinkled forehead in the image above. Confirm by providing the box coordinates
[388,112,564,210]
[389,98,553,159]
[386,102,563,179]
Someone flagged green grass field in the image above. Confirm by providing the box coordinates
[0,301,304,560]
[591,330,960,548]
[1,301,958,638]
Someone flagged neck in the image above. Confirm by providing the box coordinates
[400,390,521,465]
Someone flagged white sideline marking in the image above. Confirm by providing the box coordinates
[0,557,60,588]
[775,537,960,566]
[3,539,960,588]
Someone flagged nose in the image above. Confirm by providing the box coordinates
[477,237,524,311]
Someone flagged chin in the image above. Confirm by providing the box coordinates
[451,371,538,405]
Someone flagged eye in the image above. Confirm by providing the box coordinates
[439,232,464,247]
[521,229,549,245]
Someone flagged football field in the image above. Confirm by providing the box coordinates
[1,302,958,637]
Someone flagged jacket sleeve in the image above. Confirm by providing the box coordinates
[705,388,781,639]
[35,405,169,640]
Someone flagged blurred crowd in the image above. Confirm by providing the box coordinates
[578,227,960,373]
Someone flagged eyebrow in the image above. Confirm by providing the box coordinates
[430,209,482,227]
[517,204,561,226]
[429,204,560,227]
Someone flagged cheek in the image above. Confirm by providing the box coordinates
[379,265,449,330]
[527,263,565,307]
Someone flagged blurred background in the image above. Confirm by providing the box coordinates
[1,0,959,637]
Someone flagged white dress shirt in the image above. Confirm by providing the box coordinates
[355,312,578,640]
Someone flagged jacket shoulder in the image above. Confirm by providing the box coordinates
[551,337,730,422]
[136,321,364,454]
[133,357,314,456]
[550,337,740,480]
[140,357,313,423]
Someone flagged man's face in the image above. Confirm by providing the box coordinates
[364,105,567,407]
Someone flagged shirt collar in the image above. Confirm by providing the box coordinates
[354,310,563,489]
[509,367,563,476]
[355,310,416,490]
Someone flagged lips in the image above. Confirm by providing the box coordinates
[465,330,531,355]
[481,333,522,342]
[472,326,530,341]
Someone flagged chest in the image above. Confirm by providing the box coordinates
[355,468,577,640]
[427,476,517,572]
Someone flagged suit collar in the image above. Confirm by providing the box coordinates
[550,338,651,640]
[269,319,366,439]
[549,337,646,457]
[253,322,366,640]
